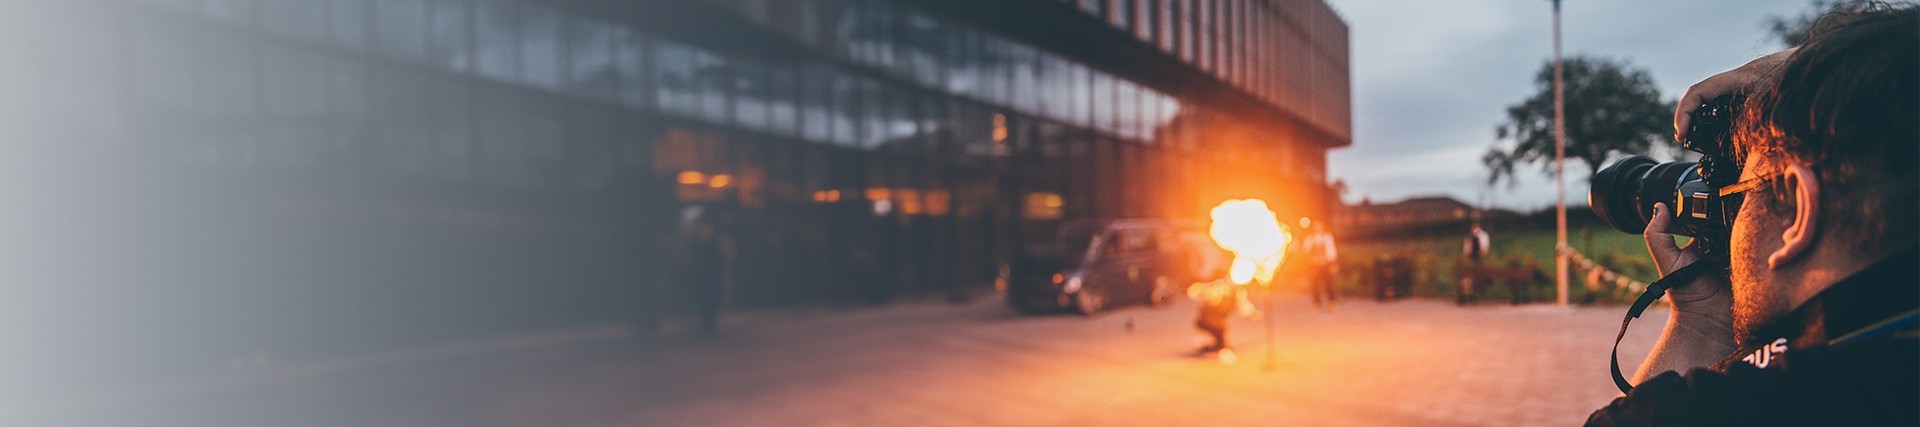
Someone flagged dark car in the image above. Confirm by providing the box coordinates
[1004,220,1203,315]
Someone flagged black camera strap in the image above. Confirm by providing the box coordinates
[1610,261,1720,393]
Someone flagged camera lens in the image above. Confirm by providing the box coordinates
[1589,155,1700,235]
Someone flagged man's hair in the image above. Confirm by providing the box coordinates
[1735,3,1918,258]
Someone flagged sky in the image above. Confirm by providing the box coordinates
[1323,0,1813,211]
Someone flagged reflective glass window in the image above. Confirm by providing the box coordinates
[1133,0,1153,42]
[1198,0,1212,72]
[830,71,858,146]
[901,11,943,88]
[1115,80,1138,141]
[568,18,618,100]
[1010,45,1037,114]
[374,0,428,61]
[1157,0,1174,53]
[615,29,651,109]
[520,4,565,90]
[261,0,327,42]
[860,78,887,149]
[474,0,518,82]
[983,36,1011,107]
[1109,0,1129,29]
[733,59,772,131]
[1069,63,1090,127]
[768,66,799,137]
[1090,71,1113,134]
[654,41,699,117]
[695,51,730,123]
[201,0,255,26]
[1035,54,1067,121]
[331,0,367,49]
[799,67,832,143]
[944,29,979,96]
[429,0,471,72]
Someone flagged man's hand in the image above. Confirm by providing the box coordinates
[1673,48,1796,141]
[1630,203,1737,382]
[1642,203,1730,309]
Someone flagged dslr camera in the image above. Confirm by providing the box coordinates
[1589,95,1746,257]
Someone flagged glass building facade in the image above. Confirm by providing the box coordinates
[1,0,1346,357]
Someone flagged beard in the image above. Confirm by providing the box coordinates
[1728,207,1792,345]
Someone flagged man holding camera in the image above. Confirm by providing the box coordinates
[1586,5,1916,426]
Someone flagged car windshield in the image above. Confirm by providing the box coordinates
[1053,226,1102,262]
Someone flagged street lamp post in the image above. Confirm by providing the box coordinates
[1552,0,1569,307]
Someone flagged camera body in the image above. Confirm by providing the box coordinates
[1589,95,1746,257]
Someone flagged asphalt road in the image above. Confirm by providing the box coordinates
[39,291,1669,427]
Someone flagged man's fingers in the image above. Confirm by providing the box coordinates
[1643,203,1683,273]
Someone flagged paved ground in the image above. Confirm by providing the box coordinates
[45,291,1669,427]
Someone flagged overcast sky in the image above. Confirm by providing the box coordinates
[1324,0,1812,210]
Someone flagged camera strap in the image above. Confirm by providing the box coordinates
[1610,261,1720,393]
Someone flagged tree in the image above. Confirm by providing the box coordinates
[1484,56,1673,187]
[1765,0,1872,48]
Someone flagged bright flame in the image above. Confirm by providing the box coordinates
[1209,199,1292,286]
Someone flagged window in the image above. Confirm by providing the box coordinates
[1036,54,1068,121]
[1108,0,1129,29]
[944,29,979,95]
[1133,0,1153,41]
[568,18,618,100]
[374,0,429,61]
[429,0,471,71]
[1091,71,1113,134]
[830,71,859,146]
[800,67,833,143]
[262,0,328,42]
[1010,45,1037,114]
[474,0,518,82]
[520,4,565,90]
[616,30,651,109]
[859,78,887,148]
[331,0,367,49]
[201,0,255,26]
[1068,63,1090,127]
[733,59,772,131]
[768,66,799,137]
[654,41,699,117]
[1115,80,1138,141]
[1079,0,1102,16]
[1157,0,1174,53]
[694,51,730,123]
[901,11,943,88]
[1197,0,1211,70]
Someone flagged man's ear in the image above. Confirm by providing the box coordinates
[1769,163,1821,269]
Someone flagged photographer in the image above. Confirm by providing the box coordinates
[1586,5,1916,426]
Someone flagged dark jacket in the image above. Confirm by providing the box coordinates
[1585,247,1919,426]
